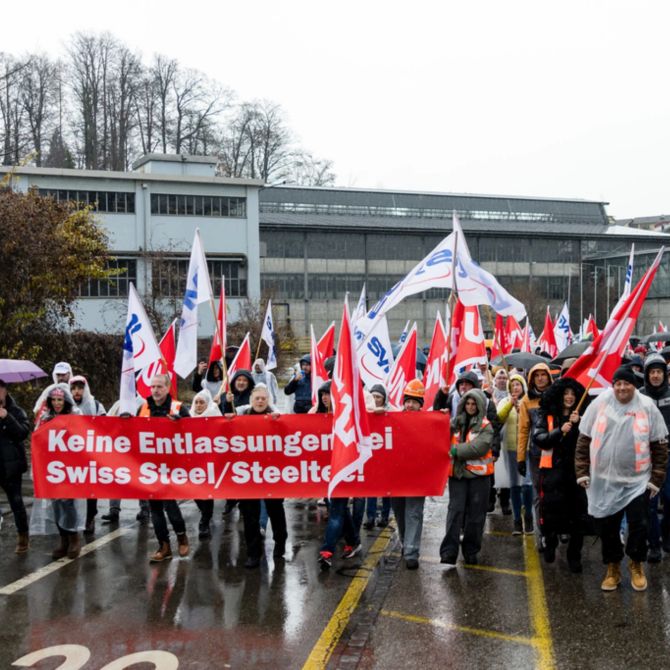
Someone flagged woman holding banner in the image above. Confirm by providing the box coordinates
[32,383,84,559]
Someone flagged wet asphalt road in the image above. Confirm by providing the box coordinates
[1,492,670,669]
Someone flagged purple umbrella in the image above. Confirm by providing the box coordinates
[0,359,48,383]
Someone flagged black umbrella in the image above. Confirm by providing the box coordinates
[660,346,670,363]
[551,341,591,365]
[641,333,670,344]
[391,344,428,367]
[491,352,547,369]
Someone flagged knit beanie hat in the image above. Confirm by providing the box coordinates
[612,366,637,386]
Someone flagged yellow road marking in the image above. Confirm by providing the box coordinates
[485,530,514,537]
[379,609,537,647]
[523,535,556,670]
[417,556,527,576]
[301,528,394,670]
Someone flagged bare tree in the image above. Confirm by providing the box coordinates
[286,150,336,186]
[0,54,30,165]
[151,55,177,154]
[248,101,291,181]
[20,54,58,166]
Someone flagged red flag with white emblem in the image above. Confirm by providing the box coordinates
[424,313,447,409]
[328,299,373,498]
[317,322,336,361]
[224,333,252,392]
[387,324,418,410]
[310,324,329,407]
[136,320,177,398]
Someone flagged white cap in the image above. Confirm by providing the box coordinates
[53,362,72,375]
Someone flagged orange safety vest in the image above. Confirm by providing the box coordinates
[463,418,494,476]
[539,416,555,469]
[138,400,182,417]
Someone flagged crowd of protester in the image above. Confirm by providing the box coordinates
[1,340,668,593]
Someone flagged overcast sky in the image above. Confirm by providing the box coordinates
[4,0,669,218]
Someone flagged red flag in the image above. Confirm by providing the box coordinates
[224,333,252,391]
[208,282,227,364]
[310,324,329,407]
[450,305,487,384]
[328,300,372,498]
[520,323,531,353]
[585,314,599,340]
[565,248,663,392]
[444,299,465,387]
[505,315,523,351]
[317,322,336,361]
[136,320,177,398]
[424,313,447,409]
[387,324,418,409]
[490,314,508,360]
[538,307,558,357]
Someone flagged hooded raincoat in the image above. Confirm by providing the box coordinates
[495,374,529,488]
[69,375,106,416]
[251,358,279,405]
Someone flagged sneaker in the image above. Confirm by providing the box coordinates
[440,554,458,568]
[601,562,621,591]
[543,544,556,564]
[136,509,150,524]
[559,534,569,544]
[630,561,647,591]
[318,551,333,569]
[512,520,523,536]
[101,512,119,525]
[363,520,375,531]
[523,516,534,535]
[405,558,419,570]
[317,498,328,507]
[342,544,362,559]
[648,546,662,564]
[501,505,512,516]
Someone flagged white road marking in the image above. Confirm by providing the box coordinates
[0,527,131,596]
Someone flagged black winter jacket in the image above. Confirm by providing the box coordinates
[0,395,30,478]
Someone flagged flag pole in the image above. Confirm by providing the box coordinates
[209,279,229,389]
[443,217,460,393]
[254,301,266,362]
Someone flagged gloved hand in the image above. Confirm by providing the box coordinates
[577,476,590,489]
[517,461,527,478]
[647,482,660,498]
[450,446,458,460]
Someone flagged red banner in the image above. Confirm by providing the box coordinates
[31,413,451,499]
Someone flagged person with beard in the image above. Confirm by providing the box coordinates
[532,378,591,572]
[220,369,255,415]
[640,353,670,562]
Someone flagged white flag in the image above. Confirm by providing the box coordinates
[397,320,411,346]
[357,213,525,341]
[174,229,213,378]
[609,243,635,320]
[553,302,572,352]
[357,314,394,389]
[260,300,277,371]
[120,283,162,414]
[352,284,367,346]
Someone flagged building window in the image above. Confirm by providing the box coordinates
[152,258,247,298]
[39,189,135,214]
[150,193,246,218]
[80,258,137,297]
[545,276,567,300]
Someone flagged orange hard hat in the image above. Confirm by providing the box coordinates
[403,378,425,399]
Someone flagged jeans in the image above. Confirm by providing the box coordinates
[391,497,425,561]
[366,497,391,522]
[0,474,28,533]
[195,500,213,524]
[595,492,649,564]
[440,476,491,560]
[240,499,287,559]
[320,498,365,553]
[150,500,186,544]
[648,471,670,548]
[510,485,534,522]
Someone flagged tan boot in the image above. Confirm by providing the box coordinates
[52,534,69,560]
[15,532,29,554]
[149,542,172,563]
[177,533,189,558]
[601,562,622,591]
[630,561,648,591]
[67,533,81,559]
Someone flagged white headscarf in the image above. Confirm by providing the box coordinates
[69,375,106,416]
[190,389,222,417]
[251,358,279,403]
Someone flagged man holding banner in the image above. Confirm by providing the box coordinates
[138,374,191,563]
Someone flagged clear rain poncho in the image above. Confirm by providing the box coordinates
[579,388,668,518]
